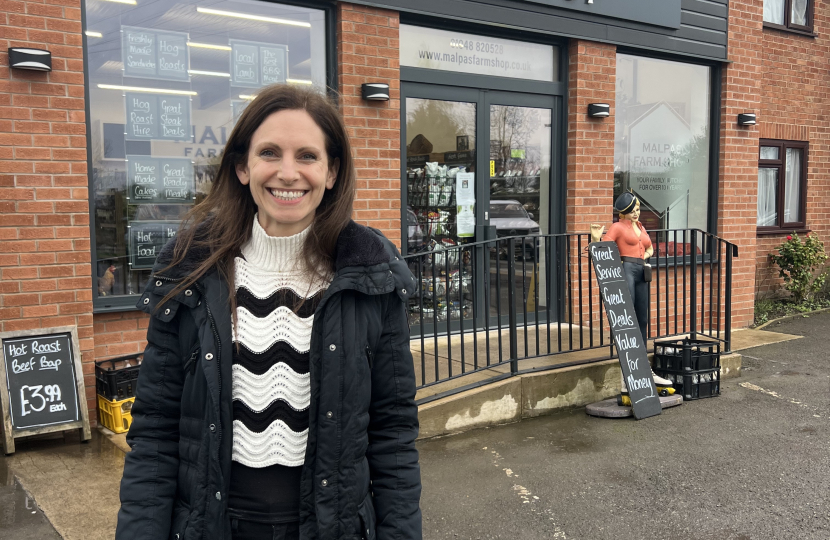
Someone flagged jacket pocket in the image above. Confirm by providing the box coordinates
[169,505,190,540]
[365,345,374,370]
[357,494,377,540]
[182,345,200,375]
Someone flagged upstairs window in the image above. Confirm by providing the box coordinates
[763,0,813,33]
[757,140,808,233]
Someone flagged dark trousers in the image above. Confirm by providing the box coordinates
[231,519,300,540]
[622,261,649,343]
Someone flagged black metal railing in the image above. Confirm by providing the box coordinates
[404,229,738,401]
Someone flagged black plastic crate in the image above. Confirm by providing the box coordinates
[95,353,142,401]
[653,338,721,372]
[655,368,720,400]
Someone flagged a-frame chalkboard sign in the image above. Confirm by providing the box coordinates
[0,326,91,454]
[589,242,662,420]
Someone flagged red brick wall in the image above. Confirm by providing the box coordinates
[337,3,402,247]
[753,10,830,298]
[718,0,764,328]
[93,312,149,361]
[565,40,616,237]
[567,40,616,328]
[0,0,97,417]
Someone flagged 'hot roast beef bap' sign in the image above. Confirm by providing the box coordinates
[125,93,192,142]
[128,221,180,270]
[590,241,662,420]
[230,39,288,88]
[122,26,189,81]
[2,334,79,430]
[126,156,195,205]
[0,326,91,454]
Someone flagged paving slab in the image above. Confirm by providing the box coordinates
[1,430,124,540]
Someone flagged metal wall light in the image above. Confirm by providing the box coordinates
[361,83,390,101]
[8,48,52,72]
[737,113,756,126]
[587,103,610,118]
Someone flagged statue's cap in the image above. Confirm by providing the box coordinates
[614,191,638,214]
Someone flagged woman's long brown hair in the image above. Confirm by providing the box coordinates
[155,84,356,315]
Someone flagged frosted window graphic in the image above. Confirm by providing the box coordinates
[614,54,711,232]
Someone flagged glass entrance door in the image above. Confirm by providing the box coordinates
[404,96,477,254]
[485,96,554,326]
[402,84,560,337]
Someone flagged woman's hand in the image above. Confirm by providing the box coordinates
[590,224,605,243]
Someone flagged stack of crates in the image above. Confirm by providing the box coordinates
[95,353,142,433]
[653,338,721,400]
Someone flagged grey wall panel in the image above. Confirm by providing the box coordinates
[681,0,729,19]
[353,0,729,61]
[682,11,728,33]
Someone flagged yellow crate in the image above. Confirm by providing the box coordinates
[97,395,135,434]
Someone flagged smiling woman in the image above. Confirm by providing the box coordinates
[116,84,422,540]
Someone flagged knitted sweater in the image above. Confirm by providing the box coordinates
[228,217,329,523]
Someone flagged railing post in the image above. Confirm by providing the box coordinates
[507,238,518,375]
[725,243,735,353]
[690,231,698,340]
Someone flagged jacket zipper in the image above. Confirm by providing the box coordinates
[194,282,222,446]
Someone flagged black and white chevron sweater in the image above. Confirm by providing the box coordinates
[227,217,329,524]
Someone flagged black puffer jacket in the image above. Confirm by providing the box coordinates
[115,221,422,540]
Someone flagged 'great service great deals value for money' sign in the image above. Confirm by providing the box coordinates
[0,326,91,454]
[590,241,662,420]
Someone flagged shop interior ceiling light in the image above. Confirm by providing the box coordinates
[196,7,310,27]
[8,48,52,72]
[737,113,757,126]
[85,31,103,38]
[102,0,137,4]
[188,69,231,77]
[587,103,610,117]
[287,79,313,85]
[187,42,232,51]
[361,83,390,101]
[97,84,197,96]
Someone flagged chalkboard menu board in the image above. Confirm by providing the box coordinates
[125,93,192,142]
[230,40,288,88]
[128,221,180,270]
[589,241,662,420]
[126,156,195,205]
[122,26,190,82]
[0,326,91,454]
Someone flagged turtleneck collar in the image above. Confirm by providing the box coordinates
[240,214,310,272]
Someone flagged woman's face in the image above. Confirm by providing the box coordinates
[236,109,339,237]
[625,200,641,223]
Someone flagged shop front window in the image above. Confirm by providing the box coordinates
[84,0,327,305]
[614,54,712,232]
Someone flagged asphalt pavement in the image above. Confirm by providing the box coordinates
[1,312,827,539]
[418,311,830,540]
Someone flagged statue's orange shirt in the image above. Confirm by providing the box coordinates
[605,221,652,259]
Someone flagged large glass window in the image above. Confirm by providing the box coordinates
[614,54,712,232]
[84,0,327,304]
